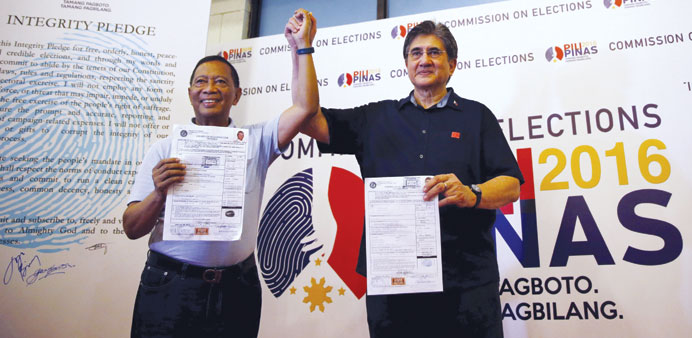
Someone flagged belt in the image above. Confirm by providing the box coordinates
[146,250,248,284]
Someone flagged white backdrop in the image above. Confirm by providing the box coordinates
[0,0,690,337]
[217,0,692,337]
[0,0,210,337]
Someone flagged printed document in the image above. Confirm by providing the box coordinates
[364,176,443,295]
[163,124,248,241]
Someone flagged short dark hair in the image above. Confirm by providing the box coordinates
[402,21,458,61]
[189,55,240,88]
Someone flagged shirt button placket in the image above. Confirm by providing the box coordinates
[421,117,430,172]
[420,130,426,160]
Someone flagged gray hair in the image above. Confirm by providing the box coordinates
[402,21,458,60]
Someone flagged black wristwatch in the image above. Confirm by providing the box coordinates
[470,184,482,208]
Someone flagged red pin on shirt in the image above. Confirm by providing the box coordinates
[451,131,460,139]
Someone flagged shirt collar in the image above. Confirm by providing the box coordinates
[398,88,462,111]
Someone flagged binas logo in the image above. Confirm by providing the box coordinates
[603,0,623,8]
[337,73,353,87]
[545,46,564,62]
[390,22,420,39]
[221,47,253,62]
[545,42,598,63]
[339,69,382,88]
[391,25,406,39]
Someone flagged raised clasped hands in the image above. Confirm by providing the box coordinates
[284,8,316,50]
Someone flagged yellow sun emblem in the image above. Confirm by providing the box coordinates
[302,277,333,312]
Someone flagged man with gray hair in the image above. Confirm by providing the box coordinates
[300,20,523,337]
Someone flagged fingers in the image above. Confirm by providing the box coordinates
[284,16,299,47]
[423,182,446,201]
[153,158,183,171]
[437,183,470,208]
[291,8,314,38]
[152,158,186,194]
[309,12,317,27]
[423,174,451,199]
[287,9,315,49]
[302,11,313,30]
[423,174,444,192]
[286,17,300,33]
[422,173,471,208]
[294,8,309,22]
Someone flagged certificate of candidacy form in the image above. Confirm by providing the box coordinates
[163,124,249,241]
[364,176,444,295]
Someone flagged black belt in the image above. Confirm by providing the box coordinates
[146,250,251,284]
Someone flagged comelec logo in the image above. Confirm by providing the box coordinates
[221,47,253,64]
[337,73,353,87]
[604,0,623,8]
[338,69,381,88]
[257,167,366,313]
[604,0,652,9]
[545,46,564,62]
[390,22,420,40]
[391,25,406,39]
[545,42,598,63]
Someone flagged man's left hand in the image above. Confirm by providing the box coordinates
[423,173,476,208]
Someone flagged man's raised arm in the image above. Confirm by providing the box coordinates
[277,9,319,149]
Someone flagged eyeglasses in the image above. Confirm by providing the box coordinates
[407,48,445,60]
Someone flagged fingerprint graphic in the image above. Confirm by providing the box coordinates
[0,30,167,252]
[257,168,322,297]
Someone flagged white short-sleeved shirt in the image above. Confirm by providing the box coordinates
[128,116,282,266]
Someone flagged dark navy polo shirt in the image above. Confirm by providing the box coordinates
[317,88,524,289]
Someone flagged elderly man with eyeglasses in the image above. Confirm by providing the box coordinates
[300,20,524,338]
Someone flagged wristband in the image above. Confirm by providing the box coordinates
[296,47,314,55]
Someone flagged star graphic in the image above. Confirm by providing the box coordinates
[315,258,322,266]
[289,286,297,294]
[338,287,346,296]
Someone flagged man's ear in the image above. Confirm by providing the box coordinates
[232,87,242,105]
[448,58,457,76]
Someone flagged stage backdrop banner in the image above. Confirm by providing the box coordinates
[216,0,692,337]
[0,0,210,337]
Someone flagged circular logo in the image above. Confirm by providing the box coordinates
[369,182,377,189]
[603,0,623,8]
[545,46,564,62]
[337,73,353,87]
[180,130,188,137]
[391,25,406,39]
[225,210,235,217]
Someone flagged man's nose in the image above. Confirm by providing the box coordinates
[419,56,433,65]
[202,81,220,92]
[419,53,434,64]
